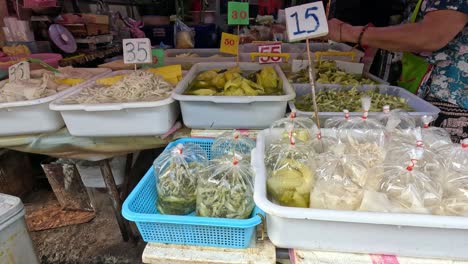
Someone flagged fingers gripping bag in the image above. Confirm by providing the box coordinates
[266,128,315,208]
[196,156,254,219]
[310,143,369,211]
[378,149,443,214]
[421,115,452,151]
[377,105,416,129]
[438,139,468,216]
[210,130,256,160]
[154,143,208,215]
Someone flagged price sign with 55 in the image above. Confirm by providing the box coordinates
[8,61,30,82]
[285,2,328,42]
[258,43,282,64]
[123,38,152,64]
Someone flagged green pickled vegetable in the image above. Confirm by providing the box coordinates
[184,66,282,96]
[288,61,378,85]
[295,87,413,112]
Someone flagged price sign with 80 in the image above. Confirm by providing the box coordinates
[285,2,329,42]
[228,2,249,25]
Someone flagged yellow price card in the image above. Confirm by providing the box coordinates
[220,32,239,55]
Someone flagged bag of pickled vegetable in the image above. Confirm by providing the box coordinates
[196,156,254,219]
[266,131,315,208]
[378,149,443,214]
[270,111,318,143]
[421,115,452,151]
[310,143,368,210]
[437,139,468,216]
[210,130,255,160]
[377,105,415,129]
[154,143,208,215]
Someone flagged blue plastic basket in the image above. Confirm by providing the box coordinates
[122,138,264,248]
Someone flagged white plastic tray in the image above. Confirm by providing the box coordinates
[165,49,235,70]
[252,129,468,260]
[0,68,111,136]
[172,62,295,129]
[50,70,179,137]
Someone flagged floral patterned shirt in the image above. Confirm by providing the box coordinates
[416,0,468,109]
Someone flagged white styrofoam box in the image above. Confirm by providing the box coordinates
[0,68,111,136]
[0,193,39,264]
[76,156,126,188]
[50,70,179,137]
[252,130,468,260]
[172,62,295,129]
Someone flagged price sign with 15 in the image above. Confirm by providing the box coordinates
[123,38,152,64]
[8,61,30,82]
[258,43,282,64]
[285,1,328,42]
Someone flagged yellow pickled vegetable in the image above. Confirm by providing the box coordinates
[96,75,126,86]
[56,78,85,86]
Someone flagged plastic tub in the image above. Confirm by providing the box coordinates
[0,68,111,136]
[122,138,264,249]
[0,193,39,264]
[289,84,440,123]
[164,49,235,70]
[172,62,295,129]
[253,129,468,260]
[50,70,179,137]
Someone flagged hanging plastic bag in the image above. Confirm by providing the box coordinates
[310,143,369,210]
[196,155,254,219]
[378,149,443,214]
[154,143,208,215]
[175,19,194,49]
[421,115,452,151]
[377,105,416,129]
[210,130,256,160]
[266,128,315,208]
[437,140,468,216]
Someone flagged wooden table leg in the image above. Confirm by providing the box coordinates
[100,159,131,242]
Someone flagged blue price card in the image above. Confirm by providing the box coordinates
[285,1,329,42]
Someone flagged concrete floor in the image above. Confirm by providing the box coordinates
[28,190,146,264]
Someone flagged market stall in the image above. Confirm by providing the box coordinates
[0,0,467,263]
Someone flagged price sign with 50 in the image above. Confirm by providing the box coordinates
[123,38,152,64]
[285,2,328,42]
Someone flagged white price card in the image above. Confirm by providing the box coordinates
[258,43,282,64]
[123,38,152,64]
[285,1,328,42]
[8,61,30,82]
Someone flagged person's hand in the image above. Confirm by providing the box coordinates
[327,18,346,42]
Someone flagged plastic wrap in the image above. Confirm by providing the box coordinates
[310,144,369,210]
[196,156,254,219]
[378,149,443,214]
[438,139,468,216]
[324,109,351,128]
[421,115,452,150]
[377,105,415,129]
[154,143,208,215]
[270,111,318,142]
[175,19,194,49]
[210,130,256,160]
[266,131,315,208]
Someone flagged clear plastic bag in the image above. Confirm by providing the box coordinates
[270,111,318,143]
[378,149,443,214]
[196,156,254,219]
[310,144,369,210]
[210,130,256,160]
[438,139,468,173]
[175,19,194,49]
[421,115,452,151]
[324,109,351,128]
[266,133,315,208]
[154,143,208,215]
[377,105,415,129]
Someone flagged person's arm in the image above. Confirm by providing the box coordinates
[328,10,467,53]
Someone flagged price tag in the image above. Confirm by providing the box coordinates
[220,32,239,55]
[152,49,164,67]
[8,61,30,82]
[285,2,328,42]
[258,43,282,64]
[228,2,249,25]
[123,38,152,64]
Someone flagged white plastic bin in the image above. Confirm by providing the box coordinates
[172,62,295,129]
[0,193,39,264]
[165,49,236,70]
[50,70,179,137]
[0,68,111,136]
[252,129,468,260]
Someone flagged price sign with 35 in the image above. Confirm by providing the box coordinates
[8,61,30,82]
[285,2,328,42]
[123,38,152,64]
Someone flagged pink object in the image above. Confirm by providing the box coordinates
[0,53,62,70]
[370,254,400,264]
[23,0,56,8]
[124,18,145,38]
